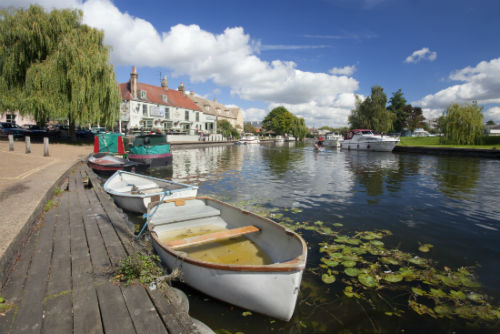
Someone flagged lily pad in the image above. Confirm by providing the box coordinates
[344,267,361,277]
[333,223,343,227]
[342,260,357,268]
[429,288,447,299]
[449,290,466,301]
[346,238,361,245]
[467,292,485,303]
[383,273,403,283]
[460,276,481,288]
[408,256,428,266]
[439,274,461,287]
[321,273,336,284]
[334,236,349,243]
[343,286,360,298]
[370,240,384,247]
[358,274,378,288]
[411,287,426,296]
[321,258,339,267]
[434,305,453,317]
[358,231,382,240]
[418,243,434,253]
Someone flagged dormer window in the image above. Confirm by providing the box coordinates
[140,90,147,99]
[205,105,210,112]
[162,94,168,103]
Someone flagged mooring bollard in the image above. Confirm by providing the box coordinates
[8,134,14,151]
[25,136,31,154]
[43,137,49,156]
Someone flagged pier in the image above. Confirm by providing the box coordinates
[0,159,199,333]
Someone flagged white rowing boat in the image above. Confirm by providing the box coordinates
[147,197,307,321]
[103,171,198,213]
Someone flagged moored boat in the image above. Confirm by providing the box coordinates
[103,170,198,213]
[340,129,399,152]
[129,134,173,168]
[236,133,260,144]
[147,197,307,321]
[323,132,343,148]
[87,153,141,175]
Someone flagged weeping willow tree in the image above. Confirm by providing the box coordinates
[0,5,120,138]
[440,103,483,145]
[348,86,394,133]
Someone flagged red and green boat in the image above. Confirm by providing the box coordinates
[128,134,172,169]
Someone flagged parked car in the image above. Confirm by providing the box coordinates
[0,122,27,138]
[23,124,49,137]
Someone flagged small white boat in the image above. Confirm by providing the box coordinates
[148,197,307,321]
[275,135,285,142]
[285,135,296,142]
[341,129,399,152]
[323,132,343,148]
[103,171,198,213]
[236,133,260,144]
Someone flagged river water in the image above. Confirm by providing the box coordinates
[140,142,500,333]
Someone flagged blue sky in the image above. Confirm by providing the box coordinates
[3,0,500,127]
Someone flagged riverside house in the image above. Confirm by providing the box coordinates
[119,67,217,135]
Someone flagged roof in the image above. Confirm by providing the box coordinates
[188,93,240,119]
[120,82,201,111]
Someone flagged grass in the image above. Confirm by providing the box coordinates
[398,136,500,150]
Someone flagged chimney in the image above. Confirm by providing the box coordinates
[178,82,185,94]
[213,97,217,102]
[130,66,138,99]
[161,75,168,90]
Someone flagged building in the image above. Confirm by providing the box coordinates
[187,92,244,133]
[0,111,35,126]
[119,67,217,135]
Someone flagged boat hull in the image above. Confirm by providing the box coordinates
[148,197,307,321]
[341,140,398,152]
[103,171,198,213]
[87,153,139,175]
[128,152,173,169]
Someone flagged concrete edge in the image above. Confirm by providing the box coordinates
[394,145,500,159]
[0,160,82,287]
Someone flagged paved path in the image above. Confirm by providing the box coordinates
[0,162,198,333]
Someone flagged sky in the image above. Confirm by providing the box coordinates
[2,0,499,127]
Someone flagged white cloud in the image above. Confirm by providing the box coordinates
[404,47,437,64]
[329,65,357,76]
[414,57,500,120]
[2,0,360,127]
[243,108,268,122]
[484,106,500,123]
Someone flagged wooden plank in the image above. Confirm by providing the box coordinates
[122,285,168,334]
[68,168,103,334]
[148,289,199,334]
[0,223,38,333]
[165,225,260,250]
[43,190,73,333]
[10,202,57,333]
[95,281,136,334]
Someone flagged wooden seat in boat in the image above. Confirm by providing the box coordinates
[165,225,260,250]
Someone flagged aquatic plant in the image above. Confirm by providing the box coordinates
[115,253,163,285]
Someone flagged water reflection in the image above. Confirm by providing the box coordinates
[433,157,480,200]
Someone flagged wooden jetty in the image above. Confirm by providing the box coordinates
[0,162,200,334]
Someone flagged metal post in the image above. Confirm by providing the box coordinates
[25,136,31,154]
[8,134,14,151]
[43,137,49,156]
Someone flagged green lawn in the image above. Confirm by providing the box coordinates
[398,136,500,150]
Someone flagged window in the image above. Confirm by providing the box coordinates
[143,104,148,116]
[164,107,170,119]
[140,90,147,99]
[162,94,168,103]
[205,105,210,112]
[185,110,189,121]
[196,112,199,122]
[5,114,15,123]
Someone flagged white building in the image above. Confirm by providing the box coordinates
[119,67,216,135]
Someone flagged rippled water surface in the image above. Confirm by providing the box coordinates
[143,142,500,333]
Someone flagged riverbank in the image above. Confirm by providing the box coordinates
[394,145,500,158]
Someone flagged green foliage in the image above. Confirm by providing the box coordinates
[405,105,426,132]
[243,122,257,134]
[217,120,240,138]
[262,106,308,140]
[0,5,120,130]
[387,89,408,132]
[348,86,394,133]
[115,253,163,285]
[441,103,484,145]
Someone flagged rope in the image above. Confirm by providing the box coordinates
[136,189,172,239]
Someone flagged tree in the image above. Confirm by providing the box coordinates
[262,106,295,135]
[440,103,483,145]
[387,89,408,132]
[243,122,257,133]
[217,120,239,138]
[0,5,120,137]
[290,117,308,141]
[348,86,394,133]
[404,105,426,132]
[486,120,495,125]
